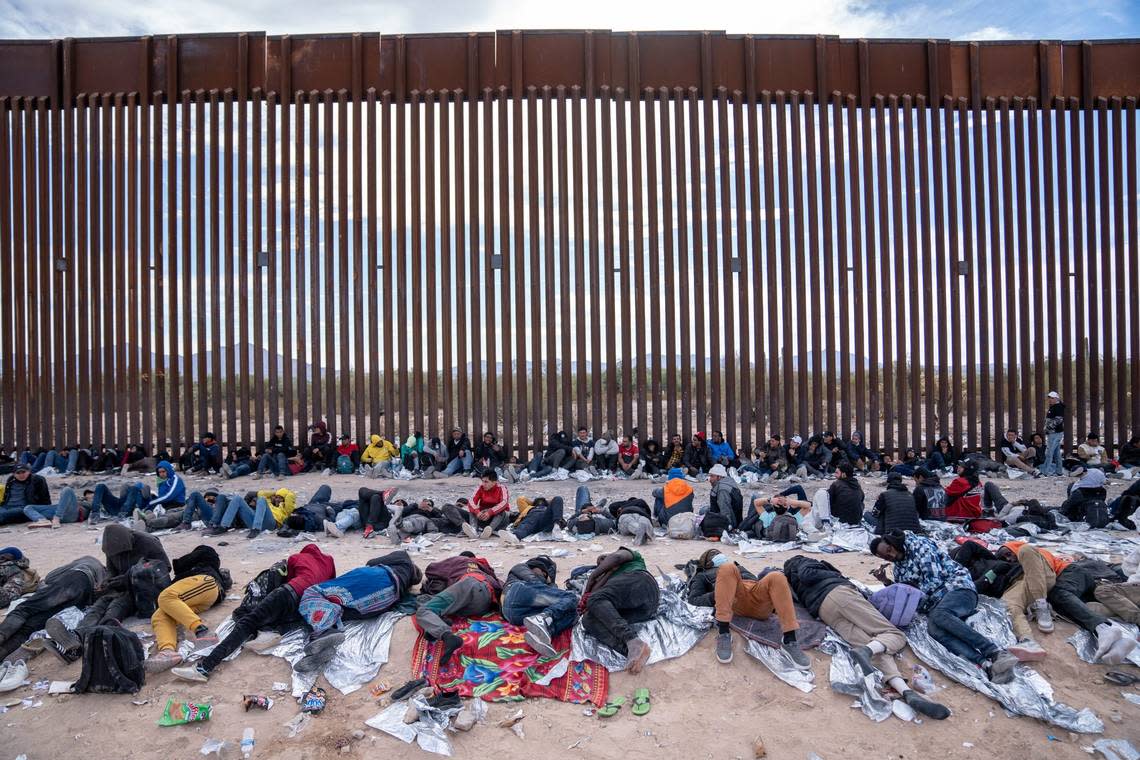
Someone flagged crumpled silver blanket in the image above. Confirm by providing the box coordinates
[190,611,405,698]
[1090,739,1140,760]
[1067,623,1140,667]
[365,691,461,756]
[742,638,816,693]
[735,538,800,556]
[818,632,892,721]
[905,596,1103,733]
[569,574,713,671]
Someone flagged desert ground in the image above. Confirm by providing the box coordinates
[2,468,1138,760]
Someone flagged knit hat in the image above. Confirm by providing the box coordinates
[0,547,22,561]
[695,431,706,441]
[668,467,686,480]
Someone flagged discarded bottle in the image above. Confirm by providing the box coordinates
[240,727,254,759]
[911,664,936,694]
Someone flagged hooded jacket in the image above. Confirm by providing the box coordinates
[308,421,332,448]
[593,435,619,457]
[474,436,505,467]
[682,441,712,472]
[0,554,40,607]
[844,432,879,463]
[503,556,558,596]
[424,437,449,465]
[944,475,983,520]
[423,554,502,596]
[366,550,422,596]
[101,523,171,582]
[661,476,695,516]
[262,432,294,456]
[708,478,743,529]
[871,480,923,534]
[827,476,865,525]
[447,432,473,461]
[708,439,736,462]
[469,482,511,517]
[544,431,574,458]
[43,556,107,590]
[400,434,425,458]
[362,435,398,464]
[172,545,231,604]
[914,473,948,520]
[783,555,852,617]
[256,488,297,526]
[149,461,186,508]
[286,544,337,595]
[0,473,51,507]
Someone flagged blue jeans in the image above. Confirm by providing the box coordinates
[927,588,999,665]
[220,495,278,530]
[575,485,592,514]
[227,460,253,478]
[258,452,288,476]
[443,452,473,476]
[0,505,28,524]
[182,491,218,525]
[514,497,564,540]
[92,483,144,516]
[306,485,332,507]
[22,487,80,523]
[334,506,362,532]
[501,581,579,636]
[1043,432,1063,476]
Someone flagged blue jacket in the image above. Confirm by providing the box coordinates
[708,440,736,461]
[150,460,186,508]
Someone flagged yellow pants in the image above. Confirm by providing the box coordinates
[152,574,219,652]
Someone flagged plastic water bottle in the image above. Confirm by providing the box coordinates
[240,728,255,758]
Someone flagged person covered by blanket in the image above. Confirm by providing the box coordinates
[870,530,1019,683]
[294,550,422,673]
[461,469,512,539]
[578,547,657,674]
[0,555,106,662]
[143,545,231,673]
[416,552,503,668]
[500,555,578,658]
[694,548,811,670]
[0,546,40,610]
[504,494,566,544]
[783,555,950,719]
[173,543,336,683]
[867,472,924,535]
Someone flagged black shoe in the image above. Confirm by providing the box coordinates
[427,690,461,710]
[304,631,346,657]
[276,527,299,538]
[903,689,951,720]
[439,632,464,668]
[850,645,876,676]
[46,637,80,664]
[45,617,82,654]
[391,677,429,701]
[202,526,228,537]
[293,647,336,674]
[246,529,262,540]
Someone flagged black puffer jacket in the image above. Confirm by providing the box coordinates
[782,555,851,617]
[828,477,865,525]
[871,483,923,535]
[172,545,232,606]
[949,541,1023,597]
[101,524,170,581]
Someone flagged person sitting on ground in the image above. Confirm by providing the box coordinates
[400,433,425,473]
[210,487,296,539]
[143,545,230,673]
[870,530,1019,683]
[1120,435,1140,470]
[639,438,664,476]
[680,432,712,476]
[335,434,361,472]
[188,433,224,474]
[1108,477,1140,530]
[652,467,695,528]
[172,544,336,682]
[16,467,81,528]
[462,470,511,538]
[527,431,574,478]
[799,436,831,478]
[1,464,55,526]
[662,433,686,472]
[783,436,805,473]
[704,464,742,534]
[825,462,865,526]
[473,432,506,477]
[1028,433,1048,472]
[697,548,810,669]
[844,431,880,472]
[593,431,620,472]
[739,491,808,541]
[783,554,950,719]
[568,427,595,472]
[501,555,578,657]
[140,460,186,517]
[443,428,475,476]
[578,547,656,673]
[759,435,788,479]
[708,431,740,469]
[416,552,502,666]
[220,444,254,479]
[869,472,923,535]
[360,433,399,478]
[0,554,106,662]
[1076,432,1114,473]
[389,498,467,542]
[944,461,996,522]
[505,495,566,544]
[617,435,641,477]
[568,486,616,536]
[912,467,948,521]
[303,421,334,473]
[820,432,847,471]
[1061,468,1109,524]
[1000,430,1041,477]
[120,444,155,475]
[886,447,924,477]
[927,437,958,471]
[419,436,448,478]
[0,546,39,610]
[255,425,295,479]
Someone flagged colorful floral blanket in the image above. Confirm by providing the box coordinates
[410,616,608,706]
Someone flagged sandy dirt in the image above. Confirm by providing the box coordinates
[2,469,1138,760]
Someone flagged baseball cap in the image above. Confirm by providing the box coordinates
[1047,391,1059,399]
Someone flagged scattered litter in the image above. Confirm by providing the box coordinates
[910,664,939,694]
[300,686,327,714]
[32,680,50,691]
[158,698,212,726]
[199,738,230,756]
[1048,735,1060,742]
[48,681,73,695]
[1123,692,1140,707]
[370,681,392,699]
[511,723,525,739]
[21,699,42,709]
[284,712,311,738]
[1088,739,1140,760]
[497,709,525,728]
[272,682,290,693]
[568,737,588,750]
[132,699,150,706]
[963,743,974,749]
[242,694,274,711]
[752,735,767,757]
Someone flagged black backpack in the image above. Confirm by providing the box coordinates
[766,513,800,542]
[72,624,145,694]
[1084,500,1111,529]
[234,560,288,621]
[128,559,171,618]
[700,511,730,538]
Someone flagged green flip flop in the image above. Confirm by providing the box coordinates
[631,687,652,716]
[597,695,626,718]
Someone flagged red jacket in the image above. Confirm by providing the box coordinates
[944,477,982,521]
[469,483,510,517]
[286,543,336,595]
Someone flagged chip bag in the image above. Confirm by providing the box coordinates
[158,698,212,726]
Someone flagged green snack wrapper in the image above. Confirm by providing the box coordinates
[158,698,212,726]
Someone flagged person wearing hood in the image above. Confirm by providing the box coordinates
[501,555,578,657]
[844,431,880,472]
[681,432,713,476]
[705,464,743,531]
[527,431,574,478]
[652,467,695,527]
[927,437,958,471]
[473,431,506,476]
[174,544,336,682]
[869,472,923,535]
[783,555,950,719]
[593,432,620,471]
[146,460,186,512]
[361,434,399,478]
[1108,477,1140,531]
[943,461,1009,522]
[255,425,295,478]
[871,530,1019,683]
[0,546,40,609]
[798,437,831,478]
[462,470,511,538]
[0,554,106,662]
[578,547,656,674]
[220,444,254,479]
[640,438,664,475]
[708,431,740,468]
[74,524,171,633]
[416,552,502,667]
[214,487,297,539]
[400,432,426,473]
[422,436,449,477]
[143,545,230,673]
[1062,468,1108,523]
[912,467,948,520]
[443,428,474,476]
[505,495,566,543]
[301,421,334,472]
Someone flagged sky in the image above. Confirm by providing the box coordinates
[1,0,1138,41]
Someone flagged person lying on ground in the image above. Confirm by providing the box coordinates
[1090,572,1140,626]
[143,545,230,673]
[119,444,155,475]
[1045,557,1137,664]
[205,487,296,539]
[1107,477,1140,530]
[501,555,578,657]
[504,495,566,544]
[578,547,656,674]
[220,445,254,479]
[686,549,756,607]
[1000,430,1041,477]
[870,530,1019,683]
[415,552,502,667]
[169,489,219,532]
[568,486,616,536]
[388,498,468,542]
[608,496,655,545]
[0,546,39,610]
[868,472,923,535]
[0,555,105,662]
[783,554,950,719]
[72,524,171,638]
[885,447,925,477]
[461,470,511,538]
[652,467,695,527]
[172,543,336,682]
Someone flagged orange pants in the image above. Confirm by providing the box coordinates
[714,563,799,633]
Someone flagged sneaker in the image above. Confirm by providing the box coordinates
[460,523,478,539]
[323,520,344,538]
[1031,599,1054,633]
[850,645,876,676]
[144,649,184,673]
[294,648,337,674]
[782,640,811,670]
[903,689,951,720]
[523,615,556,658]
[220,463,231,478]
[987,650,1019,683]
[26,520,53,529]
[202,525,228,537]
[245,630,284,653]
[480,526,493,539]
[1009,638,1047,662]
[192,626,219,647]
[251,472,262,480]
[551,524,565,541]
[1101,636,1139,665]
[172,522,192,532]
[363,524,375,539]
[716,632,734,664]
[130,518,147,533]
[246,529,262,540]
[45,617,81,655]
[501,531,520,545]
[304,631,346,657]
[172,665,210,683]
[45,636,80,664]
[1095,623,1125,661]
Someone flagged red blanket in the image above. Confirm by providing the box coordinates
[410,615,608,706]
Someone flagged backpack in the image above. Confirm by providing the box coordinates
[127,559,171,618]
[870,584,925,628]
[766,514,800,542]
[71,624,145,694]
[1084,499,1110,529]
[699,511,730,538]
[336,455,354,475]
[964,518,1005,534]
[667,512,700,539]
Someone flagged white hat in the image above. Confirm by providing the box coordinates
[1047,390,1059,398]
[709,464,728,478]
[791,435,803,444]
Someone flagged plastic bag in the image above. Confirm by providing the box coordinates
[158,698,212,726]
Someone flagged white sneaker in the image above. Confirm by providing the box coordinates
[501,531,520,544]
[323,520,344,538]
[551,524,565,541]
[1095,623,1125,661]
[480,526,493,539]
[460,523,478,539]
